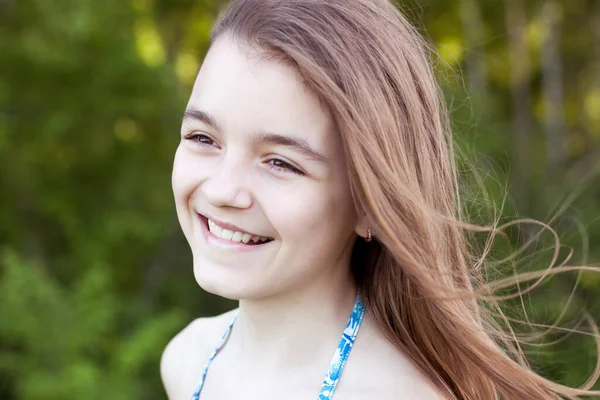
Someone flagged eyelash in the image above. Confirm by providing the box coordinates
[185,132,219,147]
[184,132,305,176]
[266,159,304,175]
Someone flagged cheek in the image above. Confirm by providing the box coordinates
[172,145,203,202]
[266,179,356,244]
[171,146,209,240]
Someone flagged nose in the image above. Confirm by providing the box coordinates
[201,155,252,210]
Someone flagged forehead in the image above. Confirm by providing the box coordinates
[186,37,338,152]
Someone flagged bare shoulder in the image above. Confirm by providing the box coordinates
[339,313,445,400]
[160,309,238,400]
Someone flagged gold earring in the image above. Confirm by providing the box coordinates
[364,228,372,242]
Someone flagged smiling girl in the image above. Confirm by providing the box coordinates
[161,0,599,399]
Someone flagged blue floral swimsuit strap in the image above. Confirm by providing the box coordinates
[190,311,239,400]
[318,296,366,399]
[190,296,365,400]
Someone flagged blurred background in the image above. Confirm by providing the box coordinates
[1,0,599,398]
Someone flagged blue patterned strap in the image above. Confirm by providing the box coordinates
[190,311,239,400]
[190,296,365,400]
[318,296,366,400]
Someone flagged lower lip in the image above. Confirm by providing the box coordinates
[198,214,272,252]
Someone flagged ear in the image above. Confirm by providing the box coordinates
[354,213,371,240]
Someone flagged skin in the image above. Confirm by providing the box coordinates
[162,35,441,400]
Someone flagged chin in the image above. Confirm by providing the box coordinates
[192,260,267,301]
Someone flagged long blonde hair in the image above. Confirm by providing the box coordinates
[210,0,600,398]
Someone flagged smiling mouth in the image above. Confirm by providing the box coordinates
[198,214,274,246]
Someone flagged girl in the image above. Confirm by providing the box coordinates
[162,0,600,398]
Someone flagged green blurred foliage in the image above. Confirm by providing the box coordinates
[0,250,185,399]
[0,0,599,398]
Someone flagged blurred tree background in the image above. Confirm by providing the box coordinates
[0,0,599,398]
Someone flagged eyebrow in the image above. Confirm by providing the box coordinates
[183,107,329,165]
[252,132,329,165]
[182,108,223,132]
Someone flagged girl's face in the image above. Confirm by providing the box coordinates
[172,37,361,300]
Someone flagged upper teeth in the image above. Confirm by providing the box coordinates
[208,219,270,244]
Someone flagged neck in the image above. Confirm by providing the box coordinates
[231,271,357,373]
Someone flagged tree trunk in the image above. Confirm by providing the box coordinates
[540,0,566,173]
[460,0,488,98]
[594,1,600,120]
[505,0,532,214]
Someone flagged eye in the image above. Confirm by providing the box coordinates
[184,132,219,148]
[266,158,305,175]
